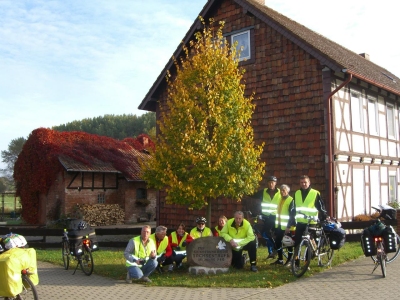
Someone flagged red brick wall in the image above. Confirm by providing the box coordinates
[156,0,327,228]
[40,170,157,224]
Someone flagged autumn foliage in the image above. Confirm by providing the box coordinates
[14,128,154,224]
[140,19,265,210]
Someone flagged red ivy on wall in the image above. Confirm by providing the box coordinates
[13,128,154,224]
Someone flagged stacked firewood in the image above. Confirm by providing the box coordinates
[75,204,125,226]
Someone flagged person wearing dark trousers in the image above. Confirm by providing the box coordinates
[293,175,328,257]
[270,184,296,266]
[251,175,280,259]
[220,211,258,272]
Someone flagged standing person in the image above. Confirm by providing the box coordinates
[213,215,227,236]
[220,211,258,272]
[190,217,212,239]
[168,223,194,270]
[150,226,173,273]
[251,175,280,259]
[293,175,328,252]
[270,184,296,266]
[124,225,158,283]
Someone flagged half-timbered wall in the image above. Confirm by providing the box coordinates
[333,76,400,220]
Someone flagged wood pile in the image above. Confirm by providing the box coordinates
[75,204,125,226]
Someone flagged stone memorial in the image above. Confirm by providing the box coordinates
[186,236,232,274]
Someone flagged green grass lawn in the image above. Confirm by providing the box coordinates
[36,242,364,288]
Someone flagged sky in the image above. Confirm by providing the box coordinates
[1,0,399,171]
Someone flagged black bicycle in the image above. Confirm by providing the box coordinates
[245,211,293,265]
[291,214,335,277]
[62,229,94,276]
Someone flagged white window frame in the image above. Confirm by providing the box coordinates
[368,97,378,135]
[231,30,251,61]
[350,90,364,133]
[387,103,395,139]
[389,173,397,203]
[97,193,105,204]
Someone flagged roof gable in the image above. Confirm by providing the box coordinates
[139,0,400,111]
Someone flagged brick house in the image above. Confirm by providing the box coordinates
[139,0,400,226]
[14,128,156,225]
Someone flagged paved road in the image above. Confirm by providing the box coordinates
[34,255,399,300]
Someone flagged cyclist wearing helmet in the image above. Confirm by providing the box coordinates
[270,184,296,266]
[251,175,280,259]
[190,217,212,239]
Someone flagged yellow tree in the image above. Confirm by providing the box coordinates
[140,19,265,224]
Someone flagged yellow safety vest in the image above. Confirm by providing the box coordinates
[261,188,280,216]
[125,236,156,268]
[275,196,294,230]
[190,227,212,239]
[294,189,319,224]
[150,233,169,255]
[170,231,188,250]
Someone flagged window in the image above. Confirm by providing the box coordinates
[368,97,378,135]
[231,30,251,61]
[97,193,105,204]
[136,188,147,200]
[389,174,397,203]
[387,104,395,138]
[350,91,363,132]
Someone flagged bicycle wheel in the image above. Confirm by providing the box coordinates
[19,274,39,300]
[79,246,94,276]
[379,252,386,278]
[62,240,70,270]
[318,235,334,267]
[371,234,400,264]
[291,238,311,277]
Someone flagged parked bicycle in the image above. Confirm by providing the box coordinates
[291,214,337,277]
[245,211,293,265]
[0,235,39,300]
[361,204,400,278]
[61,227,95,276]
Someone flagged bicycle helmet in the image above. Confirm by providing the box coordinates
[266,176,277,182]
[78,221,88,230]
[196,217,207,224]
[282,235,295,247]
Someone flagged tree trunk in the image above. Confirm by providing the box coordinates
[206,197,212,228]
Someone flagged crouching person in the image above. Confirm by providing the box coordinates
[220,211,258,272]
[150,225,173,273]
[124,225,158,283]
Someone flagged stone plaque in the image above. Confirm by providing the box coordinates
[187,236,232,268]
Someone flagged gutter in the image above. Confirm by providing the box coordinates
[326,71,352,217]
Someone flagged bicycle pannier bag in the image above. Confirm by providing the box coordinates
[361,229,376,256]
[382,226,397,253]
[329,227,346,250]
[368,220,385,236]
[67,230,84,256]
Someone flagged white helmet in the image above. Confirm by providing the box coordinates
[282,235,295,247]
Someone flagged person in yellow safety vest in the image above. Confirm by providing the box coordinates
[150,226,173,273]
[213,215,227,236]
[293,175,328,250]
[190,217,212,239]
[250,175,280,259]
[220,211,258,272]
[124,225,158,283]
[168,223,194,270]
[270,184,296,266]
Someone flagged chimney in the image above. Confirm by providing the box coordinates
[359,53,370,61]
